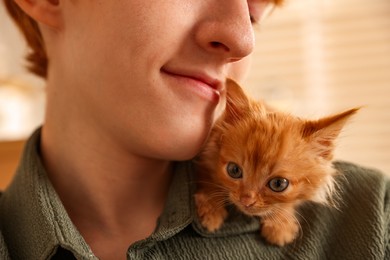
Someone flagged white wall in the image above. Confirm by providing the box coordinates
[0,2,45,140]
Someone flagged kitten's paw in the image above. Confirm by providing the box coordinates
[195,193,228,232]
[261,219,299,246]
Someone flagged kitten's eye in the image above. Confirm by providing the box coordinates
[268,177,289,192]
[226,162,243,179]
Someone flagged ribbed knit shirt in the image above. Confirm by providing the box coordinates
[0,129,389,259]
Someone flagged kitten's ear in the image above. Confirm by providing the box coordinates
[302,108,360,160]
[224,79,251,124]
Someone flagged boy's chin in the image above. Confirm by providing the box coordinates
[168,141,207,161]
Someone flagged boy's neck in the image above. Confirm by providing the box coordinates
[40,122,174,258]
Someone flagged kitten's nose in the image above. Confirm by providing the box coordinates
[240,196,256,208]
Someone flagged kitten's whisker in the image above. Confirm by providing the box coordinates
[194,180,231,192]
[287,207,308,226]
[200,191,231,211]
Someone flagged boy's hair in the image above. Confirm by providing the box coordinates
[4,0,47,78]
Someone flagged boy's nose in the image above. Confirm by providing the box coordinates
[194,0,255,63]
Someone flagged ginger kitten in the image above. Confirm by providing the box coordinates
[194,79,358,246]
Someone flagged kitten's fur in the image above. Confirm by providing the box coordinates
[194,79,358,246]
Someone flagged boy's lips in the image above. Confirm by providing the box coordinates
[161,68,224,95]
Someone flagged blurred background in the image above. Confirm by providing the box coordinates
[0,0,389,188]
[244,0,390,175]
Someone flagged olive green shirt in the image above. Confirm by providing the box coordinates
[0,129,389,259]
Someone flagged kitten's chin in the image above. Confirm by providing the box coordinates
[236,205,269,217]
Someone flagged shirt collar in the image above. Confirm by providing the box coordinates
[0,129,197,259]
[151,161,260,239]
[148,162,194,240]
[141,161,259,241]
[0,128,95,259]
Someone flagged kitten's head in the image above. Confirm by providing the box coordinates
[202,79,358,216]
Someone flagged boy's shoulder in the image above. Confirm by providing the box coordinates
[333,160,390,197]
[0,232,10,260]
[332,161,390,223]
[0,192,11,260]
[127,161,390,260]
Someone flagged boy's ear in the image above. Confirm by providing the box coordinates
[14,0,63,29]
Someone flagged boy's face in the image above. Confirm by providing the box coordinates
[50,0,269,160]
